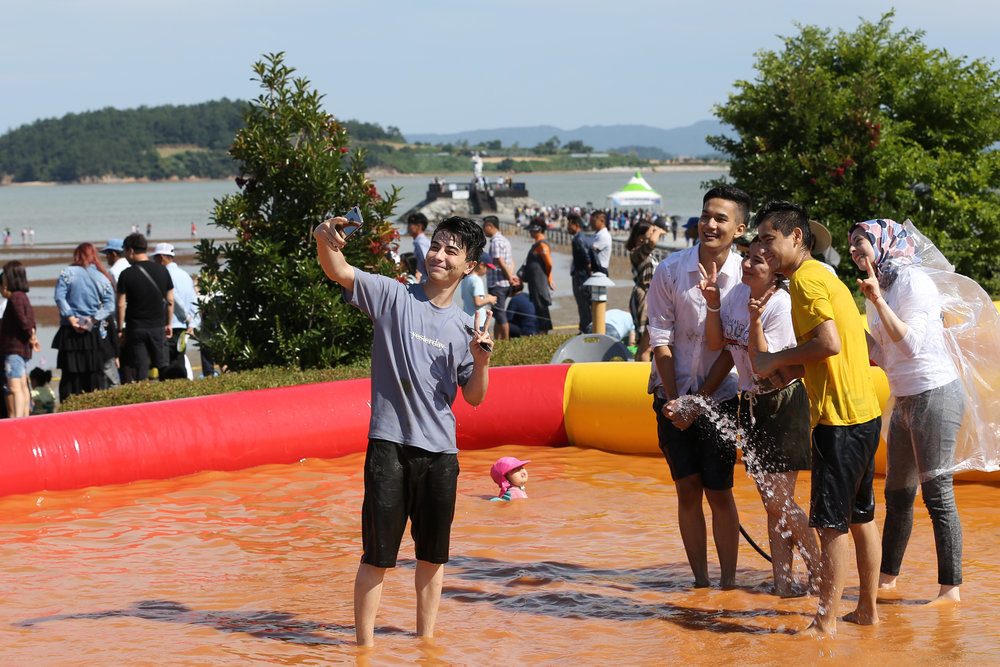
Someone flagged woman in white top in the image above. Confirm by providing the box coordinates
[702,241,818,596]
[849,218,963,604]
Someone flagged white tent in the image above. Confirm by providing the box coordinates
[607,171,662,207]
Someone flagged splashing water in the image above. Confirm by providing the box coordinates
[670,393,818,588]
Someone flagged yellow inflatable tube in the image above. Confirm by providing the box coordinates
[562,360,995,483]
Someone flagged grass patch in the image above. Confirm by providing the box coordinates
[58,333,574,412]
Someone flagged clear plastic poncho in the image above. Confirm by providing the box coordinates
[859,219,1000,481]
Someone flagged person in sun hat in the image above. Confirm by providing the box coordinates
[101,239,130,282]
[808,220,839,276]
[490,456,531,501]
[151,243,198,380]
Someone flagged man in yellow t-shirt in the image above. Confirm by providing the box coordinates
[752,200,881,638]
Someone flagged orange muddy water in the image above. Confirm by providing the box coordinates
[2,445,998,665]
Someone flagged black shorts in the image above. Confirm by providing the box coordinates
[653,395,739,490]
[809,418,882,533]
[738,380,812,474]
[488,285,511,325]
[361,439,460,568]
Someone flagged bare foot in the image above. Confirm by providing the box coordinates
[777,582,811,599]
[693,577,711,588]
[796,619,835,637]
[842,608,880,626]
[878,573,897,590]
[925,585,961,606]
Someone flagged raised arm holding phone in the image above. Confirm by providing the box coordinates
[314,211,492,646]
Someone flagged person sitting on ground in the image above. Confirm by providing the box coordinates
[29,367,56,415]
[490,457,530,501]
[587,308,636,347]
[507,282,538,338]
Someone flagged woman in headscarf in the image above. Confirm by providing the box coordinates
[848,218,963,604]
[53,243,116,400]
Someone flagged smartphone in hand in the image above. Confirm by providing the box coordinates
[340,206,364,239]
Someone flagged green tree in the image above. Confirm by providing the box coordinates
[195,52,400,370]
[709,13,1000,294]
[533,135,561,155]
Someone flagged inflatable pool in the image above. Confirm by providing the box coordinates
[0,358,995,498]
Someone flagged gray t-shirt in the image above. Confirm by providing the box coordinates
[347,269,475,453]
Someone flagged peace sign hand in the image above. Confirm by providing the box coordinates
[466,310,494,358]
[856,258,882,304]
[697,261,721,310]
[748,285,776,323]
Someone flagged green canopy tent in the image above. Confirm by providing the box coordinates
[607,171,662,207]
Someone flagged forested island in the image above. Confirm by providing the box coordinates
[0,99,674,185]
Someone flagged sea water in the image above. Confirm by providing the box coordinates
[0,170,726,246]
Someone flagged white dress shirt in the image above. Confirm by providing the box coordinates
[646,245,742,401]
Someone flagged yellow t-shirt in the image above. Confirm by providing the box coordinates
[789,260,881,427]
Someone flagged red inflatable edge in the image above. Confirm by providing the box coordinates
[0,365,570,497]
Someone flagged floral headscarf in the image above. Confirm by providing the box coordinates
[849,218,919,289]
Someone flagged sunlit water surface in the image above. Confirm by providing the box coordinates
[1,446,998,665]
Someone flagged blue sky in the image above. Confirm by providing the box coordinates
[3,1,998,137]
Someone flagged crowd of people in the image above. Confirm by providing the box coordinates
[345,189,994,644]
[648,186,985,636]
[0,232,214,418]
[0,191,989,645]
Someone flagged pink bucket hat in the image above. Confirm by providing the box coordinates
[490,456,531,496]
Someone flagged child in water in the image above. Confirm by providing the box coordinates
[491,457,530,501]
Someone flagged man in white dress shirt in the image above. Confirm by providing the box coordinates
[646,185,750,588]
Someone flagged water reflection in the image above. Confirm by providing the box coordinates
[14,599,380,646]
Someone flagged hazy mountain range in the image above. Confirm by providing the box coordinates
[406,119,731,157]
